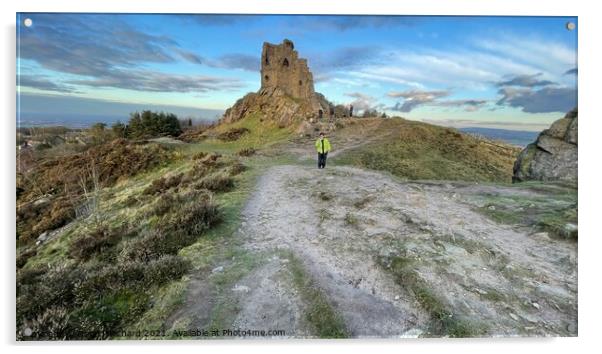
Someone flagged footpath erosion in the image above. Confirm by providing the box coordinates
[169,144,577,338]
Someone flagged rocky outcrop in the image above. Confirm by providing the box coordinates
[220,39,332,126]
[513,108,578,182]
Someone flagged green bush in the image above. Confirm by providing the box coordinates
[17,264,84,322]
[69,226,126,261]
[144,255,190,286]
[122,196,220,263]
[237,147,256,157]
[164,198,221,235]
[16,248,37,268]
[194,172,234,192]
[24,306,71,340]
[143,173,183,195]
[227,162,247,176]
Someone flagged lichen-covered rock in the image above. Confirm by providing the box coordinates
[513,108,578,182]
[220,39,332,126]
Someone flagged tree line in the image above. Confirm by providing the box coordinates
[88,111,183,142]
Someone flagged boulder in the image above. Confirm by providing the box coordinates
[513,108,578,182]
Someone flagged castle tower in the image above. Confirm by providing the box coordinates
[221,39,332,125]
[260,39,316,100]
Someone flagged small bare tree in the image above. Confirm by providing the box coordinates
[77,157,104,226]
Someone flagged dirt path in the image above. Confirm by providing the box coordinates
[225,164,577,337]
[169,158,576,338]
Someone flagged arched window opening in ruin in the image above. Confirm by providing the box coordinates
[299,80,302,86]
[265,56,269,65]
[283,58,289,67]
[264,75,269,81]
[318,109,323,119]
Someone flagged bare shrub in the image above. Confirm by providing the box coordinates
[217,127,250,141]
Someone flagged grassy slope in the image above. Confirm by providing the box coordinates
[17,114,571,339]
[16,116,308,340]
[187,112,297,154]
[334,118,521,183]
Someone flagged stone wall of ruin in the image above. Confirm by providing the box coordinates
[260,39,316,100]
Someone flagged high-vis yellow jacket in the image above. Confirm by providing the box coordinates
[315,138,331,154]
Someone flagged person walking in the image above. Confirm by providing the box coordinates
[315,132,331,169]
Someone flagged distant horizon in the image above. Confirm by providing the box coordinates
[16,108,550,135]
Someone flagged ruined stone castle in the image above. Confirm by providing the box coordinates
[221,39,332,125]
[260,39,316,101]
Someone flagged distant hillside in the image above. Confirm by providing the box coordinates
[459,127,539,147]
[19,111,224,129]
[333,118,521,183]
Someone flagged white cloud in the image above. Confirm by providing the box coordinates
[324,34,576,95]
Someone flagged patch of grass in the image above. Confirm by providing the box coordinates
[434,234,485,255]
[16,248,37,269]
[287,253,348,338]
[353,195,375,209]
[537,205,578,239]
[217,127,250,141]
[315,190,333,201]
[344,212,359,226]
[143,173,183,195]
[318,208,332,224]
[336,118,520,183]
[479,289,506,302]
[377,253,486,337]
[186,113,296,154]
[480,204,522,224]
[237,147,256,157]
[68,225,127,261]
[194,172,235,193]
[472,186,577,239]
[205,251,265,333]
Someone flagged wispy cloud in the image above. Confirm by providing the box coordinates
[209,54,259,72]
[299,15,420,32]
[496,73,556,87]
[495,86,576,113]
[492,69,576,113]
[332,34,575,96]
[68,70,244,93]
[179,50,259,71]
[20,15,175,78]
[178,14,257,26]
[475,34,575,77]
[19,14,248,93]
[18,75,80,93]
[344,92,383,112]
[434,99,488,112]
[388,89,450,112]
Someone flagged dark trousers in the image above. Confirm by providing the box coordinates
[318,152,328,169]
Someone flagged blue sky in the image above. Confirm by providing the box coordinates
[17,13,577,130]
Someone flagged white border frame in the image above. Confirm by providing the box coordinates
[3,1,599,353]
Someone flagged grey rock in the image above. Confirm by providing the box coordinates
[37,231,49,242]
[232,285,251,293]
[513,108,577,183]
[33,197,50,207]
[211,266,224,274]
